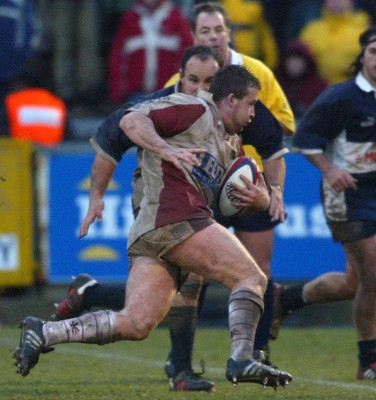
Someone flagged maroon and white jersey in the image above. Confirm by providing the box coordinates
[126,90,242,247]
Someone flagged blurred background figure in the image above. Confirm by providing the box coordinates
[173,0,196,17]
[298,0,371,84]
[221,0,279,70]
[37,0,103,112]
[107,0,193,105]
[97,0,134,62]
[280,0,322,48]
[0,0,39,128]
[275,40,329,120]
[355,0,376,24]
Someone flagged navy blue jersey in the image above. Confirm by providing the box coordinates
[241,100,287,162]
[292,74,376,222]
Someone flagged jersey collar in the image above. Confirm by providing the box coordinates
[197,89,215,105]
[356,72,376,93]
[230,49,244,66]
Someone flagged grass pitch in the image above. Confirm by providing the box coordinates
[1,325,376,400]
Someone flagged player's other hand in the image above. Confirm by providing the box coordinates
[79,198,105,238]
[325,167,358,192]
[159,145,205,170]
[269,184,285,222]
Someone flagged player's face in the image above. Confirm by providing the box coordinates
[227,87,258,134]
[180,57,220,96]
[192,12,231,63]
[362,42,376,87]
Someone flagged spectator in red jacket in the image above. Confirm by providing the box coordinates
[108,0,193,104]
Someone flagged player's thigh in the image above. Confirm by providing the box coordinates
[235,229,274,276]
[123,256,177,326]
[164,222,266,290]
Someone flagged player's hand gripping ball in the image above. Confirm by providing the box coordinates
[217,156,260,216]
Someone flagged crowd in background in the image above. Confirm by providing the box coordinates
[1,0,375,143]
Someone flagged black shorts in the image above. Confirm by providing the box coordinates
[213,207,283,232]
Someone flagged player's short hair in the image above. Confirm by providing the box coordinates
[209,65,261,102]
[181,45,224,73]
[349,25,376,76]
[190,2,231,33]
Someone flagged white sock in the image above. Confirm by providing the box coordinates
[43,310,117,346]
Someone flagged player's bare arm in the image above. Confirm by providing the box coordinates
[306,153,358,192]
[120,112,204,170]
[263,156,286,222]
[79,154,116,238]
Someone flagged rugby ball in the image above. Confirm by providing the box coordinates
[217,156,259,217]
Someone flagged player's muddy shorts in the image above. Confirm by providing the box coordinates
[322,177,376,243]
[128,218,214,290]
[128,218,215,263]
[328,220,376,243]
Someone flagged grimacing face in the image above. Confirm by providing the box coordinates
[180,56,221,96]
[192,12,231,63]
[224,87,259,134]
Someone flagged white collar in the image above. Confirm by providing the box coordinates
[355,72,376,93]
[230,49,244,66]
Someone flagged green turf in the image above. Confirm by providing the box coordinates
[1,325,375,399]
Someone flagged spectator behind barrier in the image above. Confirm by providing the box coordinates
[37,0,103,109]
[221,0,279,70]
[275,39,329,120]
[107,0,193,104]
[355,0,376,24]
[0,0,39,125]
[299,0,371,84]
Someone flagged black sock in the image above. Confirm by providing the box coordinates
[197,283,209,316]
[280,283,306,311]
[167,306,197,374]
[358,339,376,367]
[83,284,125,310]
[254,279,273,351]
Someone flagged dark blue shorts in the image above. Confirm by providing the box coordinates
[213,208,283,232]
[328,219,376,243]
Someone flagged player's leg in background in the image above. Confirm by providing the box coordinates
[52,274,126,320]
[303,264,357,303]
[344,234,376,379]
[271,262,358,340]
[164,273,215,391]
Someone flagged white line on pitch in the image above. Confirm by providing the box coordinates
[58,346,376,393]
[3,339,376,393]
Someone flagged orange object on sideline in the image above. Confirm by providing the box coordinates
[5,88,67,146]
